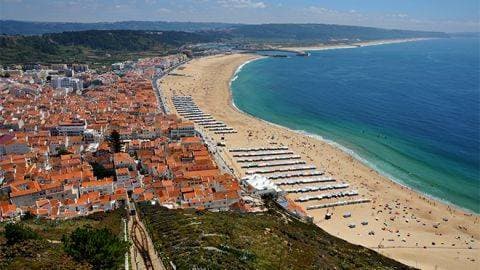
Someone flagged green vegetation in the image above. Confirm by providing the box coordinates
[55,146,72,156]
[0,209,127,269]
[4,223,39,245]
[45,30,214,50]
[91,162,115,179]
[109,130,122,153]
[62,227,129,270]
[137,200,413,270]
[0,238,89,270]
[0,30,218,66]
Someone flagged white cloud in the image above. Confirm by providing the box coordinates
[380,13,409,20]
[0,0,23,3]
[157,8,172,13]
[307,6,337,15]
[218,0,266,9]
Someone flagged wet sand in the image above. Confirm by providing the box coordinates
[159,53,479,270]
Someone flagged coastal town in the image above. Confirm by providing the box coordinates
[0,51,310,224]
[0,53,239,220]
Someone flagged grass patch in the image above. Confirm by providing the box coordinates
[0,209,127,269]
[138,200,413,270]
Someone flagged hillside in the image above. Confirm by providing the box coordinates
[0,209,127,269]
[0,30,220,65]
[137,200,413,270]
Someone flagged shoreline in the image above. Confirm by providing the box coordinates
[229,54,477,215]
[159,52,480,269]
[231,95,477,216]
[281,37,435,52]
[230,56,266,86]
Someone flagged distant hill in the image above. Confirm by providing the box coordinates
[1,20,449,42]
[448,32,480,38]
[229,23,449,42]
[0,20,239,35]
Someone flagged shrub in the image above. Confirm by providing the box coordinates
[62,226,129,270]
[56,146,71,156]
[90,162,115,179]
[4,223,39,245]
[109,130,121,153]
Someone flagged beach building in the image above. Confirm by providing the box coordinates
[241,174,283,196]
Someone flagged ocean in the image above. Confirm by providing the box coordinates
[231,38,480,213]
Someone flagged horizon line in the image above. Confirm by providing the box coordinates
[2,19,474,34]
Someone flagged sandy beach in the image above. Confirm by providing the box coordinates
[281,38,434,52]
[159,53,479,269]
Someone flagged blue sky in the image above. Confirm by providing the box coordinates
[0,0,478,32]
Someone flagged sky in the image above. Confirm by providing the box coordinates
[0,0,479,32]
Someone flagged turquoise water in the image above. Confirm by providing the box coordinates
[231,38,480,213]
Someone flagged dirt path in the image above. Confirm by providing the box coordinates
[129,215,166,270]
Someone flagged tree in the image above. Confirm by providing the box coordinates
[4,223,39,245]
[62,226,129,270]
[56,145,71,156]
[90,162,115,179]
[109,130,121,153]
[90,79,103,86]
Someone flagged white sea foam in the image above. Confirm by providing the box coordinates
[233,101,472,212]
[230,57,265,88]
[289,129,470,212]
[234,57,265,76]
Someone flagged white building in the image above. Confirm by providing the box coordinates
[51,76,83,92]
[241,174,283,196]
[52,118,87,136]
[169,122,195,139]
[72,64,89,73]
[112,62,125,70]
